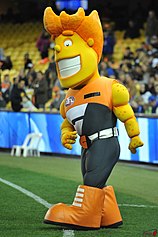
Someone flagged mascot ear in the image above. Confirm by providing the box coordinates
[87,38,94,47]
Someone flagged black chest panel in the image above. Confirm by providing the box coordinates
[82,103,117,136]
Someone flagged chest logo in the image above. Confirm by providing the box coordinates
[65,96,75,107]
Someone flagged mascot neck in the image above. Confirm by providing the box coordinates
[72,69,100,89]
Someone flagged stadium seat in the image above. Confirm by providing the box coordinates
[11,133,42,157]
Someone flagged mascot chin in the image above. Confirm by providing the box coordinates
[43,7,144,229]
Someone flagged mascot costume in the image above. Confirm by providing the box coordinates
[43,7,144,229]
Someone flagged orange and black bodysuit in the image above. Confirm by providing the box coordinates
[64,77,120,188]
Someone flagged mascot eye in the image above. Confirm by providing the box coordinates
[64,39,72,47]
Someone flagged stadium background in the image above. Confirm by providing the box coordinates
[0,1,158,237]
[0,0,158,163]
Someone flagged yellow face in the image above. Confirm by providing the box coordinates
[54,33,98,88]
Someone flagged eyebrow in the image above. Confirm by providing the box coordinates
[62,30,74,36]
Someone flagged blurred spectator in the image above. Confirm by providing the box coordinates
[106,61,116,78]
[48,86,65,112]
[1,73,11,92]
[122,47,134,60]
[155,72,158,82]
[148,74,155,94]
[1,73,11,104]
[0,91,6,109]
[139,83,152,103]
[103,30,116,59]
[141,64,150,83]
[0,60,3,71]
[137,42,149,53]
[124,20,140,39]
[98,60,116,78]
[132,64,143,81]
[125,73,138,99]
[147,43,158,58]
[153,81,158,98]
[27,74,34,89]
[130,95,145,113]
[134,49,146,65]
[11,77,19,91]
[47,58,57,77]
[98,61,107,76]
[36,30,50,61]
[46,54,57,85]
[33,71,48,109]
[148,96,158,113]
[117,71,126,84]
[10,78,36,112]
[145,11,158,44]
[150,35,158,49]
[1,56,13,70]
[151,51,158,70]
[45,70,57,99]
[18,68,28,86]
[0,48,4,61]
[10,79,29,112]
[24,53,33,70]
[146,82,158,113]
[26,67,37,82]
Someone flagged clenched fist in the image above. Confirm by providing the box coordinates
[128,136,144,154]
[61,131,77,150]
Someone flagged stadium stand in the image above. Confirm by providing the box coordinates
[0,22,50,75]
[0,17,158,113]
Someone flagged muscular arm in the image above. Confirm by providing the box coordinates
[112,82,143,153]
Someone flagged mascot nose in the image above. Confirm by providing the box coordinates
[54,45,61,52]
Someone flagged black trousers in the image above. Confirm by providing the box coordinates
[81,137,120,188]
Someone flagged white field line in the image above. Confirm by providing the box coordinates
[0,177,74,237]
[0,177,51,208]
[1,177,157,209]
[119,203,158,208]
[1,177,158,237]
[63,230,75,237]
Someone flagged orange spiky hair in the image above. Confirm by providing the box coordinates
[43,7,103,62]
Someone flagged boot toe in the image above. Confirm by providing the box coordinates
[44,203,66,224]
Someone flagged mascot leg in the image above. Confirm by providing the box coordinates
[44,185,104,229]
[81,138,122,228]
[44,138,122,229]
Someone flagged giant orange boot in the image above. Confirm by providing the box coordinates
[44,185,104,229]
[101,186,123,228]
[44,185,105,229]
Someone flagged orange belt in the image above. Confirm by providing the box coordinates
[79,135,88,149]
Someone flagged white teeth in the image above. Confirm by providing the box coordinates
[58,56,81,78]
[60,65,81,78]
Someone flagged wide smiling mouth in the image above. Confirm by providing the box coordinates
[57,56,81,78]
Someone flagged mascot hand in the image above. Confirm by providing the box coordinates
[128,136,144,154]
[61,131,77,150]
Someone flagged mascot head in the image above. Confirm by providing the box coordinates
[44,7,103,88]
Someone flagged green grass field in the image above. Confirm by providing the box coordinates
[0,153,158,237]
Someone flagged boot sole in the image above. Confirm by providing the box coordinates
[101,221,123,228]
[44,219,100,230]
